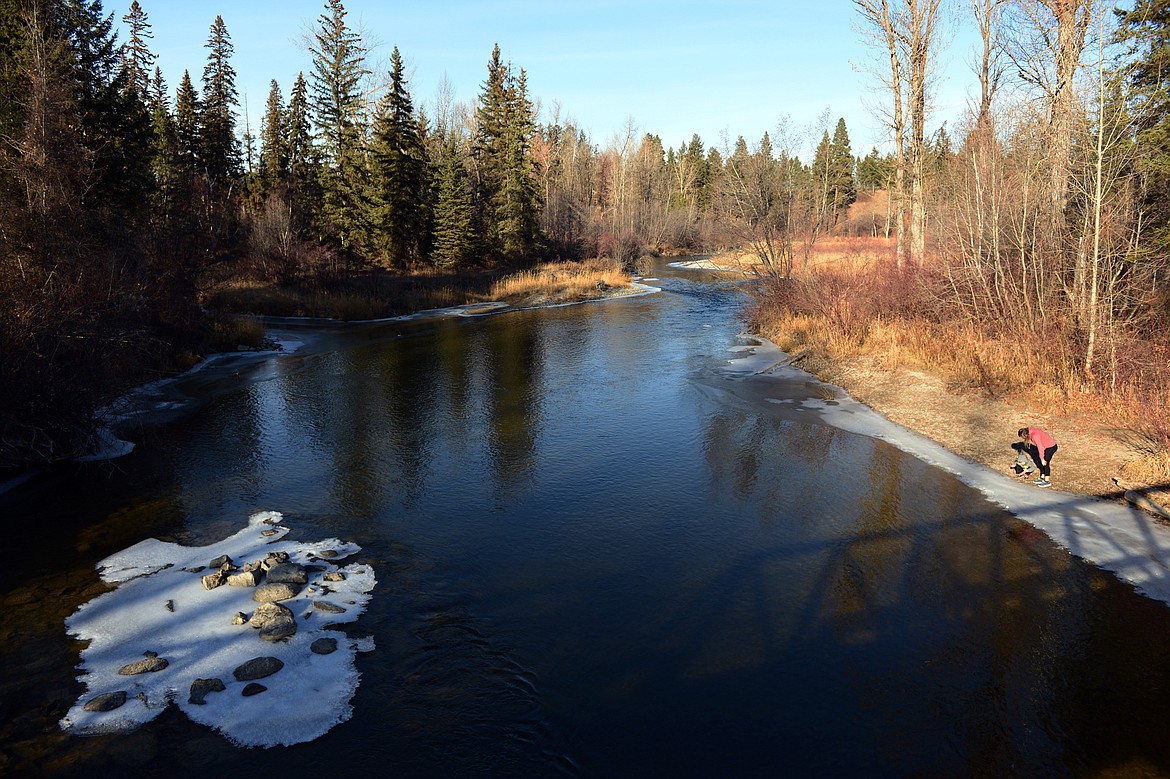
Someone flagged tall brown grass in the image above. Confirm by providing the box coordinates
[487,259,631,304]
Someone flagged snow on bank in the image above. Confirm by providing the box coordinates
[722,338,1170,607]
[60,511,375,747]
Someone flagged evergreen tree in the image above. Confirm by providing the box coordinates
[0,0,24,145]
[369,47,429,267]
[57,0,154,210]
[473,44,543,261]
[199,15,239,185]
[829,117,857,214]
[148,66,180,218]
[174,69,200,170]
[119,0,154,98]
[494,67,542,260]
[431,137,475,268]
[308,0,368,252]
[812,118,856,227]
[284,71,318,233]
[285,72,313,186]
[258,79,287,198]
[1115,0,1170,252]
[856,146,893,191]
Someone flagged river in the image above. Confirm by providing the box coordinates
[3,259,1170,777]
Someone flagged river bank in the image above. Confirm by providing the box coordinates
[685,255,1170,521]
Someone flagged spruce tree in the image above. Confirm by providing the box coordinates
[286,72,313,183]
[148,66,180,218]
[369,46,428,267]
[473,45,543,262]
[308,0,368,252]
[259,79,287,198]
[431,137,475,268]
[174,69,200,171]
[829,117,857,217]
[119,0,154,98]
[1116,0,1170,252]
[199,15,240,185]
[495,67,542,260]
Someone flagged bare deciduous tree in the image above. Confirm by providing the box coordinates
[855,0,943,267]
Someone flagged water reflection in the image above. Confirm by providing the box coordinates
[4,262,1170,776]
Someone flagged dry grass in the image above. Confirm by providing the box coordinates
[206,312,267,350]
[749,253,1170,439]
[487,259,632,304]
[202,267,505,321]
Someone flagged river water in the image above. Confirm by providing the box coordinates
[4,259,1170,777]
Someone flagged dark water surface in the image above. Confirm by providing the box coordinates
[4,260,1170,777]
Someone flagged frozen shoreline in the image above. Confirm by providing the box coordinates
[721,337,1170,608]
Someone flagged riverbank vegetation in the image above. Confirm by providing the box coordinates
[745,0,1170,487]
[3,0,1169,478]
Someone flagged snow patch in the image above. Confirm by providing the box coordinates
[60,511,375,748]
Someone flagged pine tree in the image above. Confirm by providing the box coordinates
[199,15,239,185]
[431,137,475,268]
[119,0,154,98]
[1116,0,1170,252]
[174,69,200,170]
[369,46,428,267]
[258,79,287,198]
[473,44,509,252]
[494,66,542,260]
[856,146,893,191]
[148,66,180,218]
[829,117,857,217]
[308,0,368,252]
[286,72,313,184]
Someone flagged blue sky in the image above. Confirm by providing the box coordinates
[106,0,981,159]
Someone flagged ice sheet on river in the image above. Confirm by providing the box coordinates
[60,511,375,747]
[722,337,1170,607]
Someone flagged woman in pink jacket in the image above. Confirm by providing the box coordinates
[1015,426,1057,488]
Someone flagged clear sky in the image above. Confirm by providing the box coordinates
[105,0,983,160]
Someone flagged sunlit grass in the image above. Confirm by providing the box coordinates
[487,259,631,304]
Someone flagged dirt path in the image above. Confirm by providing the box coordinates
[797,352,1169,513]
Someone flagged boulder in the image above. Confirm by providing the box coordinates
[252,582,300,602]
[311,600,346,614]
[231,612,249,625]
[188,678,225,705]
[251,602,297,641]
[259,620,297,642]
[266,562,308,585]
[323,571,345,583]
[310,638,338,655]
[233,656,284,682]
[226,570,258,587]
[241,682,267,696]
[201,571,226,590]
[118,655,168,675]
[250,602,293,629]
[209,555,232,569]
[83,691,127,712]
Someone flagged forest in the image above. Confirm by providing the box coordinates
[1,0,1168,474]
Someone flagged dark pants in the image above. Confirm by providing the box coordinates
[1013,441,1057,477]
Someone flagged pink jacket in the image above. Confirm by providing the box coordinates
[1026,427,1056,451]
